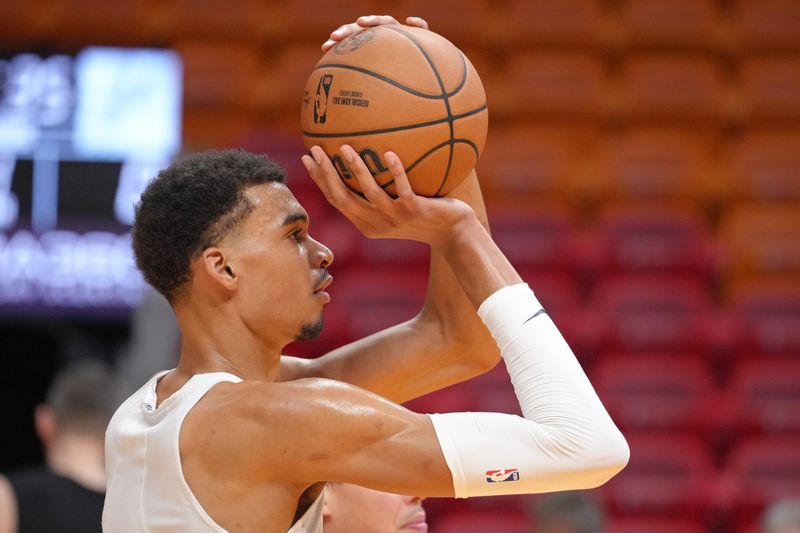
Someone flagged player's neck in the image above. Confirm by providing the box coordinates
[174,304,284,382]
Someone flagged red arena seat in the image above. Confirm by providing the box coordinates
[739,56,800,123]
[324,266,428,344]
[607,516,709,533]
[719,204,800,286]
[721,358,800,436]
[592,354,720,436]
[587,202,716,280]
[433,510,528,533]
[724,131,800,203]
[733,0,800,52]
[717,436,800,529]
[724,281,800,358]
[600,432,717,519]
[618,54,725,123]
[618,0,720,50]
[589,275,717,353]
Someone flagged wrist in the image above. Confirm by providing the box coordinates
[432,210,483,253]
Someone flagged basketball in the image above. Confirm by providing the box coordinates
[300,24,488,197]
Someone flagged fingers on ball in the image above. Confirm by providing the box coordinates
[341,145,384,201]
[385,151,414,198]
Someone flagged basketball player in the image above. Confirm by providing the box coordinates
[103,17,628,533]
[323,484,427,532]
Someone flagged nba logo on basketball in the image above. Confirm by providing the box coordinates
[486,469,520,483]
[313,74,334,124]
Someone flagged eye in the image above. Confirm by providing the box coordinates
[290,229,304,242]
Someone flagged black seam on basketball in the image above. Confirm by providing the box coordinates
[312,63,446,99]
[405,139,479,175]
[301,104,487,138]
[382,139,479,196]
[384,26,456,198]
[445,53,469,97]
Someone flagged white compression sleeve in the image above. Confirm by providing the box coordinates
[428,283,629,498]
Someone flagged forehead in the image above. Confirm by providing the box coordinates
[243,182,306,228]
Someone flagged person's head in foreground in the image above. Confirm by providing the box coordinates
[323,483,427,533]
[762,498,800,533]
[529,491,606,533]
[132,149,333,350]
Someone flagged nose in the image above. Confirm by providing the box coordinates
[310,236,334,269]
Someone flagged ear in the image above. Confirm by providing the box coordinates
[201,247,238,292]
[34,405,56,446]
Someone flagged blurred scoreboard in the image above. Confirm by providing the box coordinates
[0,47,182,316]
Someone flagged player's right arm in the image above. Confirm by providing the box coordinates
[190,156,628,499]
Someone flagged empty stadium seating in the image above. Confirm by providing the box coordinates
[719,205,800,286]
[720,358,800,437]
[487,202,583,274]
[592,354,720,436]
[162,0,268,42]
[488,51,607,121]
[587,128,717,205]
[724,131,800,203]
[498,0,607,48]
[618,0,721,51]
[600,432,717,520]
[477,126,588,203]
[588,275,717,353]
[739,56,800,124]
[322,266,428,344]
[433,510,528,533]
[586,202,717,280]
[607,516,709,533]
[732,0,800,52]
[717,436,800,529]
[618,54,726,123]
[47,0,162,47]
[723,280,800,358]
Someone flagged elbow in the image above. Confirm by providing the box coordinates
[611,429,631,472]
[584,427,630,488]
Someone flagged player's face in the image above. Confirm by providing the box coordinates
[222,182,333,343]
[324,484,427,533]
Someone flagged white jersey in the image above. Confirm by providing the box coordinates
[103,370,324,533]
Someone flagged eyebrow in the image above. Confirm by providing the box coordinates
[281,212,308,227]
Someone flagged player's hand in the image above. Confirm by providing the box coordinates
[301,144,474,248]
[322,15,429,52]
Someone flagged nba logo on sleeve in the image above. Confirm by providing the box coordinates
[486,469,520,483]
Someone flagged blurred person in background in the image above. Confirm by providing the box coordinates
[762,498,800,533]
[528,491,606,533]
[0,361,118,533]
[323,483,427,532]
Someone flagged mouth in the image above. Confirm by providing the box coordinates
[401,511,428,532]
[314,273,333,293]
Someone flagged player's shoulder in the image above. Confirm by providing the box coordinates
[188,377,360,438]
[181,377,361,481]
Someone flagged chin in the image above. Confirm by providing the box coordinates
[295,315,324,341]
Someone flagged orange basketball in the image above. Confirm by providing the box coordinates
[300,25,488,197]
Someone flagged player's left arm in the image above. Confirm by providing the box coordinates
[279,148,501,404]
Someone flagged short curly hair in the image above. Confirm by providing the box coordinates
[132,149,286,301]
